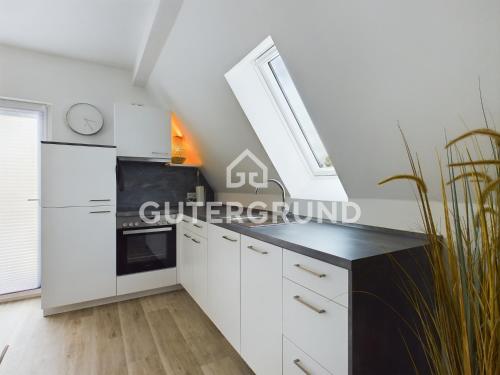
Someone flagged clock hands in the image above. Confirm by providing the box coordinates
[83,118,95,132]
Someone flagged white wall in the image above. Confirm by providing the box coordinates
[149,0,500,202]
[0,44,160,145]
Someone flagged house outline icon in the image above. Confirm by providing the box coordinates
[226,149,268,189]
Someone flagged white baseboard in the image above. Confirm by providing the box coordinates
[43,284,182,316]
[0,288,41,304]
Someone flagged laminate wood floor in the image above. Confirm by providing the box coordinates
[0,290,253,375]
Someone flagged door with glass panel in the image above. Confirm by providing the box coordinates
[0,101,44,296]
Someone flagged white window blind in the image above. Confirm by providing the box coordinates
[0,105,42,295]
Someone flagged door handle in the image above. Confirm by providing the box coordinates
[294,264,326,278]
[123,227,172,235]
[89,210,111,214]
[293,295,326,314]
[89,199,111,202]
[293,359,312,375]
[247,245,268,255]
[183,233,192,239]
[27,198,39,201]
[193,223,203,229]
[191,238,201,244]
[222,235,237,242]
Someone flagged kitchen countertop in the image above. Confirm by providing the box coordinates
[181,205,429,270]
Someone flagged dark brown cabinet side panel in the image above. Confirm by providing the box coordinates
[351,246,432,375]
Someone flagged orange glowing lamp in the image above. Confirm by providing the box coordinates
[170,112,202,166]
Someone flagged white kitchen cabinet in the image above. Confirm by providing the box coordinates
[116,268,177,296]
[207,224,241,352]
[284,249,349,307]
[41,142,116,207]
[241,236,283,375]
[114,103,171,159]
[180,215,208,238]
[283,337,332,375]
[179,229,207,311]
[42,206,116,309]
[283,278,348,375]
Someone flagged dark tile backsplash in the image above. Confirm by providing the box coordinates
[116,160,214,211]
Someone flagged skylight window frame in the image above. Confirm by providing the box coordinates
[255,45,336,177]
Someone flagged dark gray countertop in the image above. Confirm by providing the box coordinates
[182,205,429,270]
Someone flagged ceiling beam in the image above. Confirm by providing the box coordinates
[133,0,183,87]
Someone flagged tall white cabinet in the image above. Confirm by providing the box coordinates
[41,142,117,312]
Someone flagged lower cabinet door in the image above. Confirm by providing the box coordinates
[190,232,207,311]
[241,236,283,375]
[283,337,332,375]
[283,278,348,375]
[207,224,241,352]
[179,230,194,294]
[180,231,207,311]
[42,206,116,309]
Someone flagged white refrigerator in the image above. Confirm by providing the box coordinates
[41,142,116,312]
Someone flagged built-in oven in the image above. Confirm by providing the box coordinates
[116,223,176,276]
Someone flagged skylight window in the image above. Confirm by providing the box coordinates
[256,46,335,176]
[225,36,347,202]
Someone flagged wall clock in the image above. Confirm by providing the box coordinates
[66,103,104,135]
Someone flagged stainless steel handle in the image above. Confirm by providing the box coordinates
[293,359,312,375]
[89,210,111,214]
[27,198,39,201]
[123,227,172,235]
[183,233,192,239]
[294,264,326,278]
[89,199,111,202]
[247,245,268,255]
[191,238,201,244]
[222,235,238,242]
[193,223,203,228]
[293,295,326,314]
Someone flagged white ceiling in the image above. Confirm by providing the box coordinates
[0,0,156,69]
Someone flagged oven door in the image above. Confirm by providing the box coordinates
[117,225,176,275]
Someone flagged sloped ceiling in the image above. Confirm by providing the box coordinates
[148,0,500,200]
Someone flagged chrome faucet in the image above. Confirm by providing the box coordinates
[255,179,287,207]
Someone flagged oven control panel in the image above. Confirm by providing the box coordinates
[116,214,178,229]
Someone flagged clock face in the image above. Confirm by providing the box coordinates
[66,103,103,135]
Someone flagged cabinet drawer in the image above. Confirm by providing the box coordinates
[283,337,332,375]
[283,278,348,375]
[284,249,348,307]
[117,268,177,296]
[181,215,208,238]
